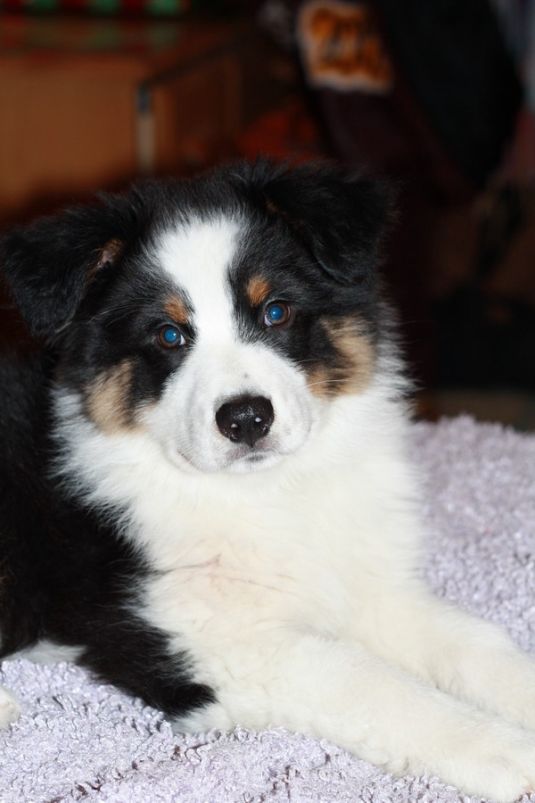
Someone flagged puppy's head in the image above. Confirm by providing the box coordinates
[1,161,391,473]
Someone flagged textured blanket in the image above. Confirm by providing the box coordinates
[1,416,535,803]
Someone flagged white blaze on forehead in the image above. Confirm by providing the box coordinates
[156,216,242,341]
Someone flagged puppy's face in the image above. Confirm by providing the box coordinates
[1,162,389,474]
[143,216,320,473]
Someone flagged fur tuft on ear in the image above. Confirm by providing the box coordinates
[234,160,394,286]
[0,197,139,339]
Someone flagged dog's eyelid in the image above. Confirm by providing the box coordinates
[263,294,294,308]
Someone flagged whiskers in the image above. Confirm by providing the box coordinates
[305,377,349,390]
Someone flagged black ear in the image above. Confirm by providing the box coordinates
[242,161,393,286]
[0,196,139,339]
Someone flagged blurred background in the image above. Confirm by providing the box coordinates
[0,0,534,429]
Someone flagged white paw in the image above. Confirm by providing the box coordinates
[439,721,535,802]
[0,686,20,729]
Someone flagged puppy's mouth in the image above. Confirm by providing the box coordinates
[224,446,282,473]
[167,440,283,475]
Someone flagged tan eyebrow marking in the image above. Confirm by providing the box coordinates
[164,295,189,325]
[246,276,272,307]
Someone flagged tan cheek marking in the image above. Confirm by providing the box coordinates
[307,317,375,398]
[86,360,135,434]
[246,276,272,308]
[164,296,189,325]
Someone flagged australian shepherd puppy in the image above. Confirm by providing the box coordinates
[1,161,535,801]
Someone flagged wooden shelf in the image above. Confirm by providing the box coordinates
[0,13,249,220]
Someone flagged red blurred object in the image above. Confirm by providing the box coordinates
[237,97,323,163]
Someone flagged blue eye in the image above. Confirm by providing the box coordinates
[263,301,292,328]
[159,325,186,349]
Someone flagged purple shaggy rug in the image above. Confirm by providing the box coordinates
[1,416,535,803]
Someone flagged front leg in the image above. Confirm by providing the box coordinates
[354,584,535,731]
[187,632,535,802]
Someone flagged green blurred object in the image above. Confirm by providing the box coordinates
[0,0,238,16]
[147,0,183,15]
[90,0,122,14]
[30,0,59,10]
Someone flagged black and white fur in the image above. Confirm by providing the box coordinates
[1,161,535,801]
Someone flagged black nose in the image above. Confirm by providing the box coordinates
[216,395,274,447]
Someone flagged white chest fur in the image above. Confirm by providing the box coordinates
[55,383,423,690]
